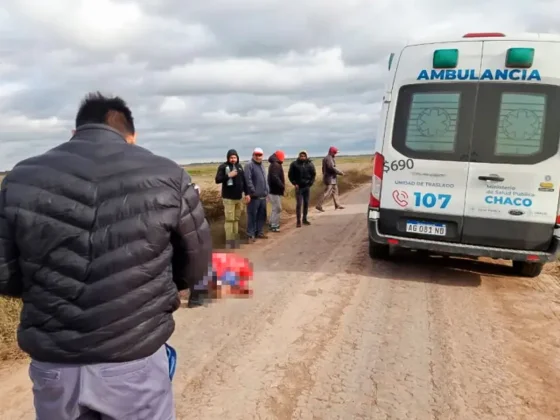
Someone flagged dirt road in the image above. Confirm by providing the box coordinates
[1,185,560,420]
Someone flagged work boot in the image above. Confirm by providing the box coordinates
[187,292,205,308]
[303,219,311,225]
[296,220,302,228]
[315,205,324,212]
[257,233,269,239]
[248,236,256,243]
[335,205,345,210]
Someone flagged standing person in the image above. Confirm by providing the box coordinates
[215,149,250,249]
[0,92,213,420]
[244,147,269,242]
[288,150,316,227]
[267,150,286,232]
[316,146,345,212]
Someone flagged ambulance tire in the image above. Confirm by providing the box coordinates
[512,261,544,278]
[369,240,390,260]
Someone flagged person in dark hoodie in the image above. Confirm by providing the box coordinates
[288,150,316,227]
[267,150,286,232]
[316,146,345,211]
[215,149,250,249]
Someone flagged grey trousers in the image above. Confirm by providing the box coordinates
[316,183,340,208]
[29,345,175,420]
[269,194,282,227]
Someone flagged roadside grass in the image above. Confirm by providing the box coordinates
[0,156,371,361]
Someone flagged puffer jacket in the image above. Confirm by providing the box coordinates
[0,124,213,364]
[288,150,316,188]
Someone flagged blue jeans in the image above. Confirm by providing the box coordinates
[247,197,267,237]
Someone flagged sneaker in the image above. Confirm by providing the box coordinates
[296,221,302,228]
[315,206,324,212]
[303,219,311,225]
[271,226,280,232]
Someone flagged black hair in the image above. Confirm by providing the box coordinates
[75,91,135,136]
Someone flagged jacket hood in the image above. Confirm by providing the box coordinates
[226,149,239,163]
[268,153,280,164]
[298,150,311,161]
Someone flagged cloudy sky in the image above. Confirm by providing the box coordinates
[0,0,558,169]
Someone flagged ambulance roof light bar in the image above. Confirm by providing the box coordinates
[463,32,506,38]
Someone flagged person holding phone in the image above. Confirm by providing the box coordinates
[215,149,250,250]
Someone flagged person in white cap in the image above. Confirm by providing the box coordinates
[243,148,269,242]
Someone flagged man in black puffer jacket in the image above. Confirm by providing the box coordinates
[0,92,212,420]
[288,150,317,227]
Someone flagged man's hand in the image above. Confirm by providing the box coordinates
[228,170,238,178]
[243,195,251,204]
[294,184,299,190]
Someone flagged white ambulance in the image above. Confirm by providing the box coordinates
[367,32,560,277]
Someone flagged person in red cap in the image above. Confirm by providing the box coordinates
[267,150,286,232]
[316,146,345,211]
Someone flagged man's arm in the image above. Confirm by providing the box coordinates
[240,166,250,197]
[0,181,23,297]
[288,162,297,186]
[170,170,213,292]
[243,163,256,196]
[324,155,337,175]
[310,162,317,185]
[215,163,227,184]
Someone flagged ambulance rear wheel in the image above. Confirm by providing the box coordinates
[369,240,390,260]
[512,261,544,278]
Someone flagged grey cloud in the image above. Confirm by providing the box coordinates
[0,0,559,171]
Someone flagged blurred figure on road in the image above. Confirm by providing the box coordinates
[244,147,269,242]
[267,150,286,232]
[0,92,212,420]
[316,146,345,212]
[288,150,316,227]
[215,149,250,249]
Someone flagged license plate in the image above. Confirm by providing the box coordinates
[405,221,446,236]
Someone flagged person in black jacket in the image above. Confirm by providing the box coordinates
[288,150,317,227]
[267,150,286,232]
[0,92,212,420]
[215,149,250,248]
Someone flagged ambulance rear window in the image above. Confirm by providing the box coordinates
[392,83,476,162]
[405,92,460,152]
[472,83,560,165]
[392,82,560,164]
[494,93,546,156]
